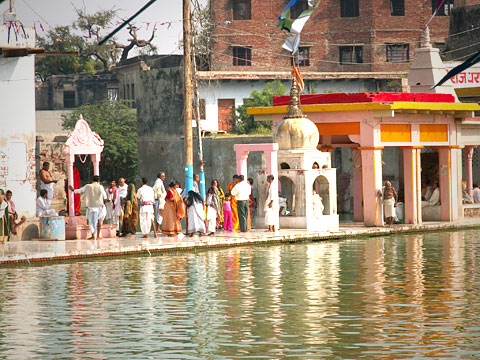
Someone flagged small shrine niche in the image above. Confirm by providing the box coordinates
[257,82,339,231]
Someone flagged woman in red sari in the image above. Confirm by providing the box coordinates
[161,182,185,236]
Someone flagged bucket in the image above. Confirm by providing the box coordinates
[39,216,66,240]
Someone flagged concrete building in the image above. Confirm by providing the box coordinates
[0,19,41,219]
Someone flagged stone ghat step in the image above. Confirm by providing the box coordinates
[1,220,480,266]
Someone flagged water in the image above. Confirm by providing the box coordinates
[1,230,480,359]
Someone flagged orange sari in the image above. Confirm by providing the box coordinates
[162,189,185,235]
[227,182,239,230]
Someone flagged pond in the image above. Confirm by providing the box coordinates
[0,230,479,359]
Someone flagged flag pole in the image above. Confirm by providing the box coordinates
[183,0,194,195]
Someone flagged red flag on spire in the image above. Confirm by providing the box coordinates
[292,64,304,91]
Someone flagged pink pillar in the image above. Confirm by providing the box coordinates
[352,149,363,222]
[67,156,76,223]
[438,147,453,221]
[402,147,422,224]
[464,146,476,197]
[235,151,249,177]
[91,153,101,176]
[360,147,384,226]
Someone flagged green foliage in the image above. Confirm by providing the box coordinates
[231,81,286,134]
[62,101,138,183]
[35,26,99,80]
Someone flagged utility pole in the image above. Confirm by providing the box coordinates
[9,0,13,12]
[183,0,194,194]
[192,34,206,201]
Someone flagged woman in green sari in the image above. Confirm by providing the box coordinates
[0,189,10,242]
[211,180,225,229]
[121,183,138,238]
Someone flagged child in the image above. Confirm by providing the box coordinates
[223,193,233,231]
[206,187,217,236]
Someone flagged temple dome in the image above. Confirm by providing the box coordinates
[273,116,319,150]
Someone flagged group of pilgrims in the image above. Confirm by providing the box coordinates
[0,161,280,241]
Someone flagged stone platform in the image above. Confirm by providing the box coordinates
[1,220,480,266]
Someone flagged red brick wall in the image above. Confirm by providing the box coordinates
[211,0,473,72]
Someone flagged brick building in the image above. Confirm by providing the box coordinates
[210,0,480,72]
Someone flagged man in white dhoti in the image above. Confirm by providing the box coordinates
[69,176,107,240]
[379,181,398,226]
[36,189,58,217]
[39,162,57,200]
[264,175,278,232]
[106,180,122,232]
[137,177,157,238]
[153,172,167,232]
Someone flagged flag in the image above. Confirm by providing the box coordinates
[278,0,300,31]
[292,63,305,91]
[280,0,322,54]
[425,0,446,29]
[432,49,480,88]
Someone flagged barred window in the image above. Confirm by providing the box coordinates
[386,44,409,62]
[233,0,251,20]
[290,47,310,66]
[233,46,252,66]
[341,0,359,17]
[390,0,404,16]
[339,46,363,64]
[432,0,453,16]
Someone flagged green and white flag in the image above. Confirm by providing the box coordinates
[280,0,321,54]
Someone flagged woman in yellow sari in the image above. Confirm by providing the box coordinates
[162,182,186,236]
[121,184,138,238]
[227,176,239,230]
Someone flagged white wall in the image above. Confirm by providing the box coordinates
[0,25,37,217]
[198,78,375,131]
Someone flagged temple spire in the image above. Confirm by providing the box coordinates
[285,81,305,119]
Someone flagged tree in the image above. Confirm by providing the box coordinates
[231,81,286,134]
[36,8,157,79]
[35,26,100,81]
[62,101,138,183]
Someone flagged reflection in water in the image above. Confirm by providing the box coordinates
[0,230,480,359]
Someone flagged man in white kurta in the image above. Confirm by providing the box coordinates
[264,175,278,232]
[36,189,58,217]
[153,172,167,230]
[106,180,122,231]
[137,177,157,238]
[70,176,106,240]
[422,180,440,207]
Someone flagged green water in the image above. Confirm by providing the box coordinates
[1,230,480,359]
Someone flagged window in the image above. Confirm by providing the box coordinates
[390,0,404,16]
[386,44,409,62]
[63,91,75,108]
[233,0,251,20]
[199,99,206,119]
[290,47,310,66]
[233,46,251,66]
[107,88,119,101]
[432,0,453,16]
[340,0,359,17]
[291,0,308,19]
[339,46,363,64]
[130,83,136,108]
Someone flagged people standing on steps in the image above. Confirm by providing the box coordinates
[69,175,107,240]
